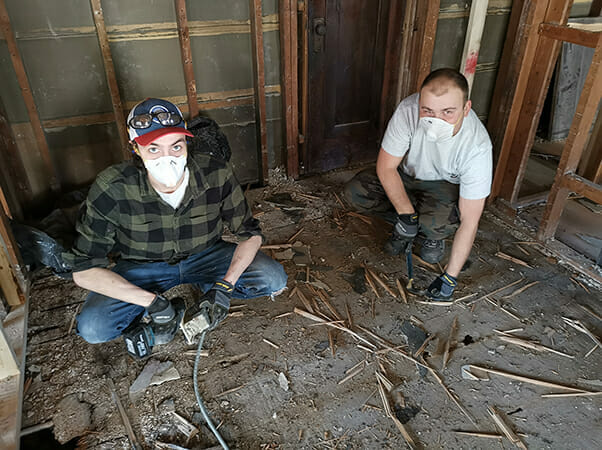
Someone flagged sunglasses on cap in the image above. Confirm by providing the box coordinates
[128,111,183,129]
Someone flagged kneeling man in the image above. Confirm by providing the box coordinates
[344,68,492,301]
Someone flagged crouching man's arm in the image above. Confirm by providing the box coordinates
[446,196,486,277]
[376,148,414,214]
[73,268,155,307]
[223,235,262,285]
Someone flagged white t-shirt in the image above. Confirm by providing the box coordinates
[381,93,493,200]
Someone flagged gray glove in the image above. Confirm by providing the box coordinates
[147,294,176,324]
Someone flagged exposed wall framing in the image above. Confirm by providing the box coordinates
[89,0,129,161]
[279,0,299,179]
[488,0,601,244]
[175,0,199,119]
[538,22,601,240]
[249,0,269,184]
[0,0,59,192]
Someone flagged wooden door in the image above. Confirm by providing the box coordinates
[306,0,393,173]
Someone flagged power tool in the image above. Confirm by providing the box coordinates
[180,303,212,345]
[123,297,186,359]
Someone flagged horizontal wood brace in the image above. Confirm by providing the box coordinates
[560,172,602,204]
[539,23,601,48]
[36,85,281,129]
[1,15,279,42]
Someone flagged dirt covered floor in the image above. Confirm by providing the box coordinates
[22,168,602,449]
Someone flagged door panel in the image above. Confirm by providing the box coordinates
[307,0,391,173]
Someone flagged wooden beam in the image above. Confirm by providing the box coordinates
[90,0,130,161]
[412,0,440,93]
[0,16,281,43]
[0,323,18,380]
[299,0,309,157]
[0,303,28,450]
[0,0,59,192]
[561,173,602,204]
[538,37,602,241]
[175,0,199,119]
[380,0,403,134]
[539,23,600,48]
[460,0,489,96]
[579,101,602,183]
[280,0,299,179]
[249,0,269,184]
[395,0,417,102]
[495,0,572,204]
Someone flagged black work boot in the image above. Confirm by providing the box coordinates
[151,297,185,345]
[420,239,445,264]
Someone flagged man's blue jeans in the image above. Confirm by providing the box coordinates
[76,240,288,343]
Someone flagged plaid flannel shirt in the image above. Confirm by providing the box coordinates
[63,152,262,272]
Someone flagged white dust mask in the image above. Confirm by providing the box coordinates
[419,117,455,142]
[144,155,187,188]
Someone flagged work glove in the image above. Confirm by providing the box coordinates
[394,212,419,239]
[384,212,419,256]
[199,280,234,329]
[147,294,176,324]
[426,272,457,301]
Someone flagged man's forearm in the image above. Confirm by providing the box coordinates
[223,235,262,285]
[446,221,478,277]
[376,150,414,214]
[72,268,156,306]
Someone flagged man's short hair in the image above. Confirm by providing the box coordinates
[421,68,469,103]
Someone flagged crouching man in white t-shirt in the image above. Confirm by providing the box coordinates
[344,68,492,301]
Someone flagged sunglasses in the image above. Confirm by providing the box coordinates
[129,111,182,129]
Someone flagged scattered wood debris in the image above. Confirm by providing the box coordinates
[497,335,574,359]
[171,411,199,444]
[495,251,532,268]
[562,317,602,352]
[441,317,458,370]
[395,278,408,303]
[376,374,418,449]
[467,278,525,305]
[487,405,527,449]
[263,338,280,349]
[502,281,539,299]
[466,365,595,393]
[107,379,142,450]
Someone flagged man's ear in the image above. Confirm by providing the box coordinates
[130,141,141,155]
[464,100,472,117]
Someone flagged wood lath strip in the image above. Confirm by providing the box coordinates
[40,85,281,129]
[2,16,280,42]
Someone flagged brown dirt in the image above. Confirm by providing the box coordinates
[22,168,602,449]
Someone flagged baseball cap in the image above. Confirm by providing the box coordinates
[127,98,193,146]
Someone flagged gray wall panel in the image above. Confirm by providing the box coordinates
[5,0,94,33]
[18,37,113,119]
[46,123,120,188]
[190,34,254,93]
[111,39,187,103]
[102,0,177,26]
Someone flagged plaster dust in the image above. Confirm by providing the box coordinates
[22,168,602,449]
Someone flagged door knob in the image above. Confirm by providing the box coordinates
[313,18,326,52]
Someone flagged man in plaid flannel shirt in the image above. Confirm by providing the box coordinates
[64,98,287,344]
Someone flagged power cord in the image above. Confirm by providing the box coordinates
[193,331,229,450]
